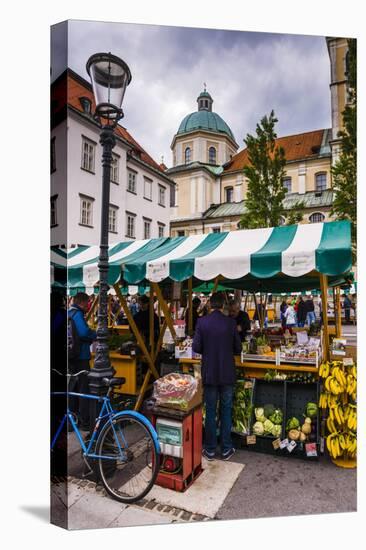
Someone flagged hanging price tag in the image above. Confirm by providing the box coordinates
[246,435,256,445]
[343,357,354,367]
[287,440,297,453]
[279,438,289,449]
[305,443,318,457]
[272,438,281,450]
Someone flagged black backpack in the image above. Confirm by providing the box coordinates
[68,309,80,360]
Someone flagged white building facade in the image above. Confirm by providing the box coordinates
[51,70,175,247]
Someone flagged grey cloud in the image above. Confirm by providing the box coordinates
[52,20,331,166]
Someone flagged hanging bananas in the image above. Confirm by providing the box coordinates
[319,360,357,462]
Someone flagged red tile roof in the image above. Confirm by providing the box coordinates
[223,129,327,173]
[53,70,165,174]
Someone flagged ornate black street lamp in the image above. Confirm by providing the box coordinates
[86,53,131,397]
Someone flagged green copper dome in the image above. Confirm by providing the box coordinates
[177,110,235,141]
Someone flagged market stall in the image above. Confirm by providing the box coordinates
[52,220,356,464]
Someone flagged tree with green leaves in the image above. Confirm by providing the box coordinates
[331,38,357,254]
[239,110,288,229]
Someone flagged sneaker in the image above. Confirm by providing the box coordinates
[221,448,235,461]
[202,449,216,461]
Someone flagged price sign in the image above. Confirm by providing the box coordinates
[244,381,253,389]
[287,440,297,453]
[343,357,354,367]
[305,443,318,457]
[280,438,289,450]
[272,438,281,450]
[246,435,256,445]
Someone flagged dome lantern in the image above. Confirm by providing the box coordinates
[197,84,213,112]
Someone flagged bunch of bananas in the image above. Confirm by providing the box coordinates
[345,404,357,431]
[319,391,338,409]
[326,431,357,459]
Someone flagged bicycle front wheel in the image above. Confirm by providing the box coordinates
[96,414,159,503]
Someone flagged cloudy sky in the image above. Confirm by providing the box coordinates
[52,20,331,166]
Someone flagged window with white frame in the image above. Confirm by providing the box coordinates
[158,223,165,238]
[51,195,57,227]
[315,172,327,192]
[158,185,166,206]
[309,212,325,224]
[81,137,95,173]
[282,177,292,193]
[111,154,119,183]
[177,230,185,237]
[127,170,137,193]
[126,212,136,238]
[208,146,216,164]
[185,147,191,164]
[144,177,152,200]
[143,218,151,239]
[79,195,94,226]
[108,205,118,233]
[225,187,234,203]
[212,227,221,233]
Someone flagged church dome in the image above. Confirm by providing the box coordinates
[177,89,236,143]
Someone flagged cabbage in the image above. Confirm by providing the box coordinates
[253,421,264,435]
[286,417,300,431]
[269,409,283,424]
[271,424,282,437]
[263,419,274,434]
[306,402,318,419]
[255,407,265,421]
[264,403,275,417]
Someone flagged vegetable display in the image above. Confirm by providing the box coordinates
[232,381,254,434]
[251,402,283,438]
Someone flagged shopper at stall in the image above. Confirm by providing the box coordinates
[184,296,201,335]
[228,299,251,341]
[284,299,297,328]
[192,292,242,461]
[68,292,97,431]
[305,295,316,326]
[296,295,307,327]
[132,294,160,347]
[343,294,352,324]
[280,299,288,329]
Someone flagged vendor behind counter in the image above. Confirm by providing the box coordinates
[229,299,251,341]
[131,294,159,346]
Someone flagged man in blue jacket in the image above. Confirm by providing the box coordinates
[193,292,242,461]
[68,292,97,430]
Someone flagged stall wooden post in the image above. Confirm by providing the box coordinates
[113,284,160,403]
[320,274,330,360]
[212,276,220,294]
[151,283,177,340]
[335,286,342,337]
[149,290,155,357]
[188,277,193,335]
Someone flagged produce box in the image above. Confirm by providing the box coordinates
[284,381,320,459]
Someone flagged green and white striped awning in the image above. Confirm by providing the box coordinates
[51,221,352,293]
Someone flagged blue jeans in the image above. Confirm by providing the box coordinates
[306,311,316,325]
[204,385,234,454]
[298,321,305,327]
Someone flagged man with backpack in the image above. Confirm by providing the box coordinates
[68,292,97,431]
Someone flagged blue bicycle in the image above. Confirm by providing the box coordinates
[51,369,160,503]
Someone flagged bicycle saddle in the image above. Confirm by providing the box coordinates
[102,377,126,387]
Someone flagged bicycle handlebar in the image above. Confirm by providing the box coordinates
[52,369,89,378]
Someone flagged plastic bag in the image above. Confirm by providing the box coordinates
[153,373,198,410]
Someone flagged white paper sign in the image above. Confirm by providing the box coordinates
[287,440,297,453]
[280,438,289,450]
[296,331,309,345]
